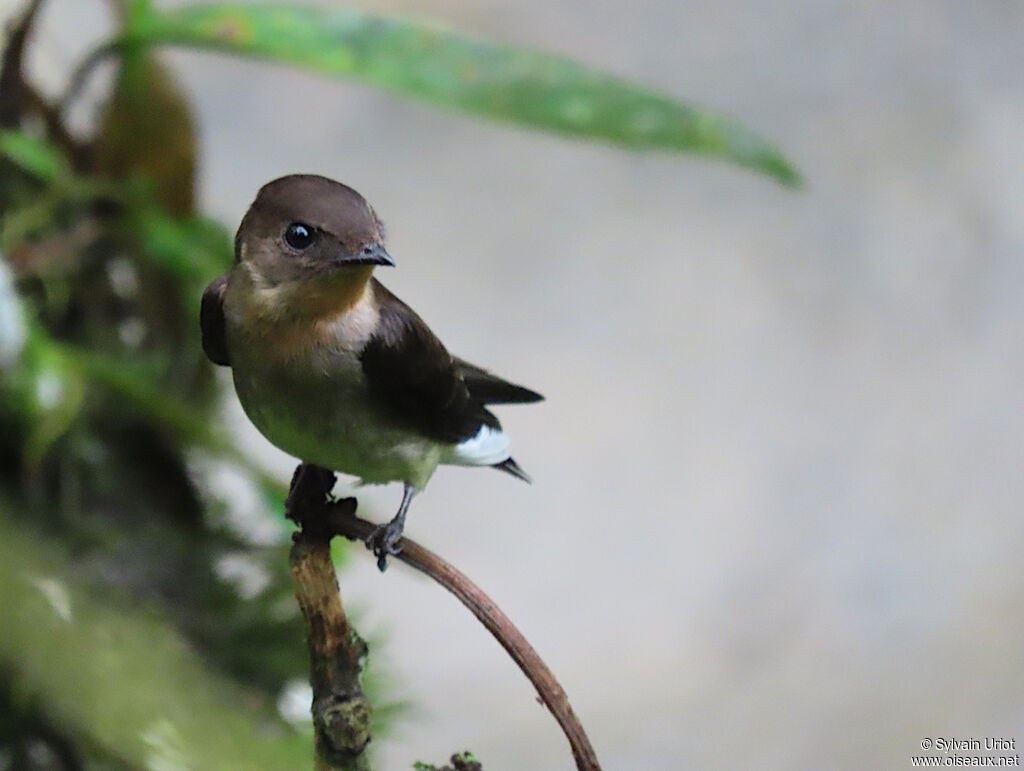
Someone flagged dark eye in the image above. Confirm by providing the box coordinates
[284,222,316,250]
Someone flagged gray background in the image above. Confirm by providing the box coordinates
[12,0,1024,768]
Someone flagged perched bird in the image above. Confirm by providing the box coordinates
[201,174,542,569]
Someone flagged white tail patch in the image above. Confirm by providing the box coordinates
[450,424,510,466]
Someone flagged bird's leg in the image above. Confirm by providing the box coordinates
[366,483,419,572]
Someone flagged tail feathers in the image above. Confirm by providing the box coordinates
[455,358,544,405]
[492,457,532,483]
[472,381,544,405]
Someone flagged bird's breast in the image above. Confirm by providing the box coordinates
[224,309,441,486]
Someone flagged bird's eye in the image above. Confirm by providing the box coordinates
[284,222,316,250]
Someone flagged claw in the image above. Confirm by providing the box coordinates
[366,522,404,571]
[365,483,419,572]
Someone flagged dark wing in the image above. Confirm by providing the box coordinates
[200,273,231,366]
[454,358,544,405]
[360,280,501,444]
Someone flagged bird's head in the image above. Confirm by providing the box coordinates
[234,174,393,296]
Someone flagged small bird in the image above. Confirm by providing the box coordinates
[201,175,542,569]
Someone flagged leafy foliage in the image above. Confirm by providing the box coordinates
[122,3,799,185]
[0,130,68,181]
[0,515,311,771]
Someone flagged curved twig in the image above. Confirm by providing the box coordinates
[57,41,119,121]
[0,0,46,128]
[320,496,602,771]
[0,0,89,164]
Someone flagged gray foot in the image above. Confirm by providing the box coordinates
[366,521,404,572]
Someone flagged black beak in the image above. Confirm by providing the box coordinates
[337,243,394,267]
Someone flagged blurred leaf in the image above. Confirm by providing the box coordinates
[1,315,84,455]
[0,512,312,771]
[22,364,85,470]
[66,344,220,445]
[14,318,214,447]
[94,53,197,216]
[0,130,69,181]
[129,207,233,287]
[122,3,800,185]
[60,335,291,505]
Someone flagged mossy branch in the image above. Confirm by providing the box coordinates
[286,465,372,771]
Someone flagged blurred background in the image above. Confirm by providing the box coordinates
[2,1,1023,769]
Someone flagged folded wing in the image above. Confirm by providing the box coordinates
[200,273,231,367]
[360,280,542,450]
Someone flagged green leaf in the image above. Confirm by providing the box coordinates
[129,207,233,285]
[122,3,800,185]
[0,130,69,181]
[15,321,289,514]
[0,512,313,771]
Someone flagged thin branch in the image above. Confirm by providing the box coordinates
[0,0,89,165]
[57,42,118,123]
[297,466,603,771]
[22,85,88,165]
[60,0,140,119]
[0,0,46,128]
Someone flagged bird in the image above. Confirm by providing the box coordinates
[200,174,542,570]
